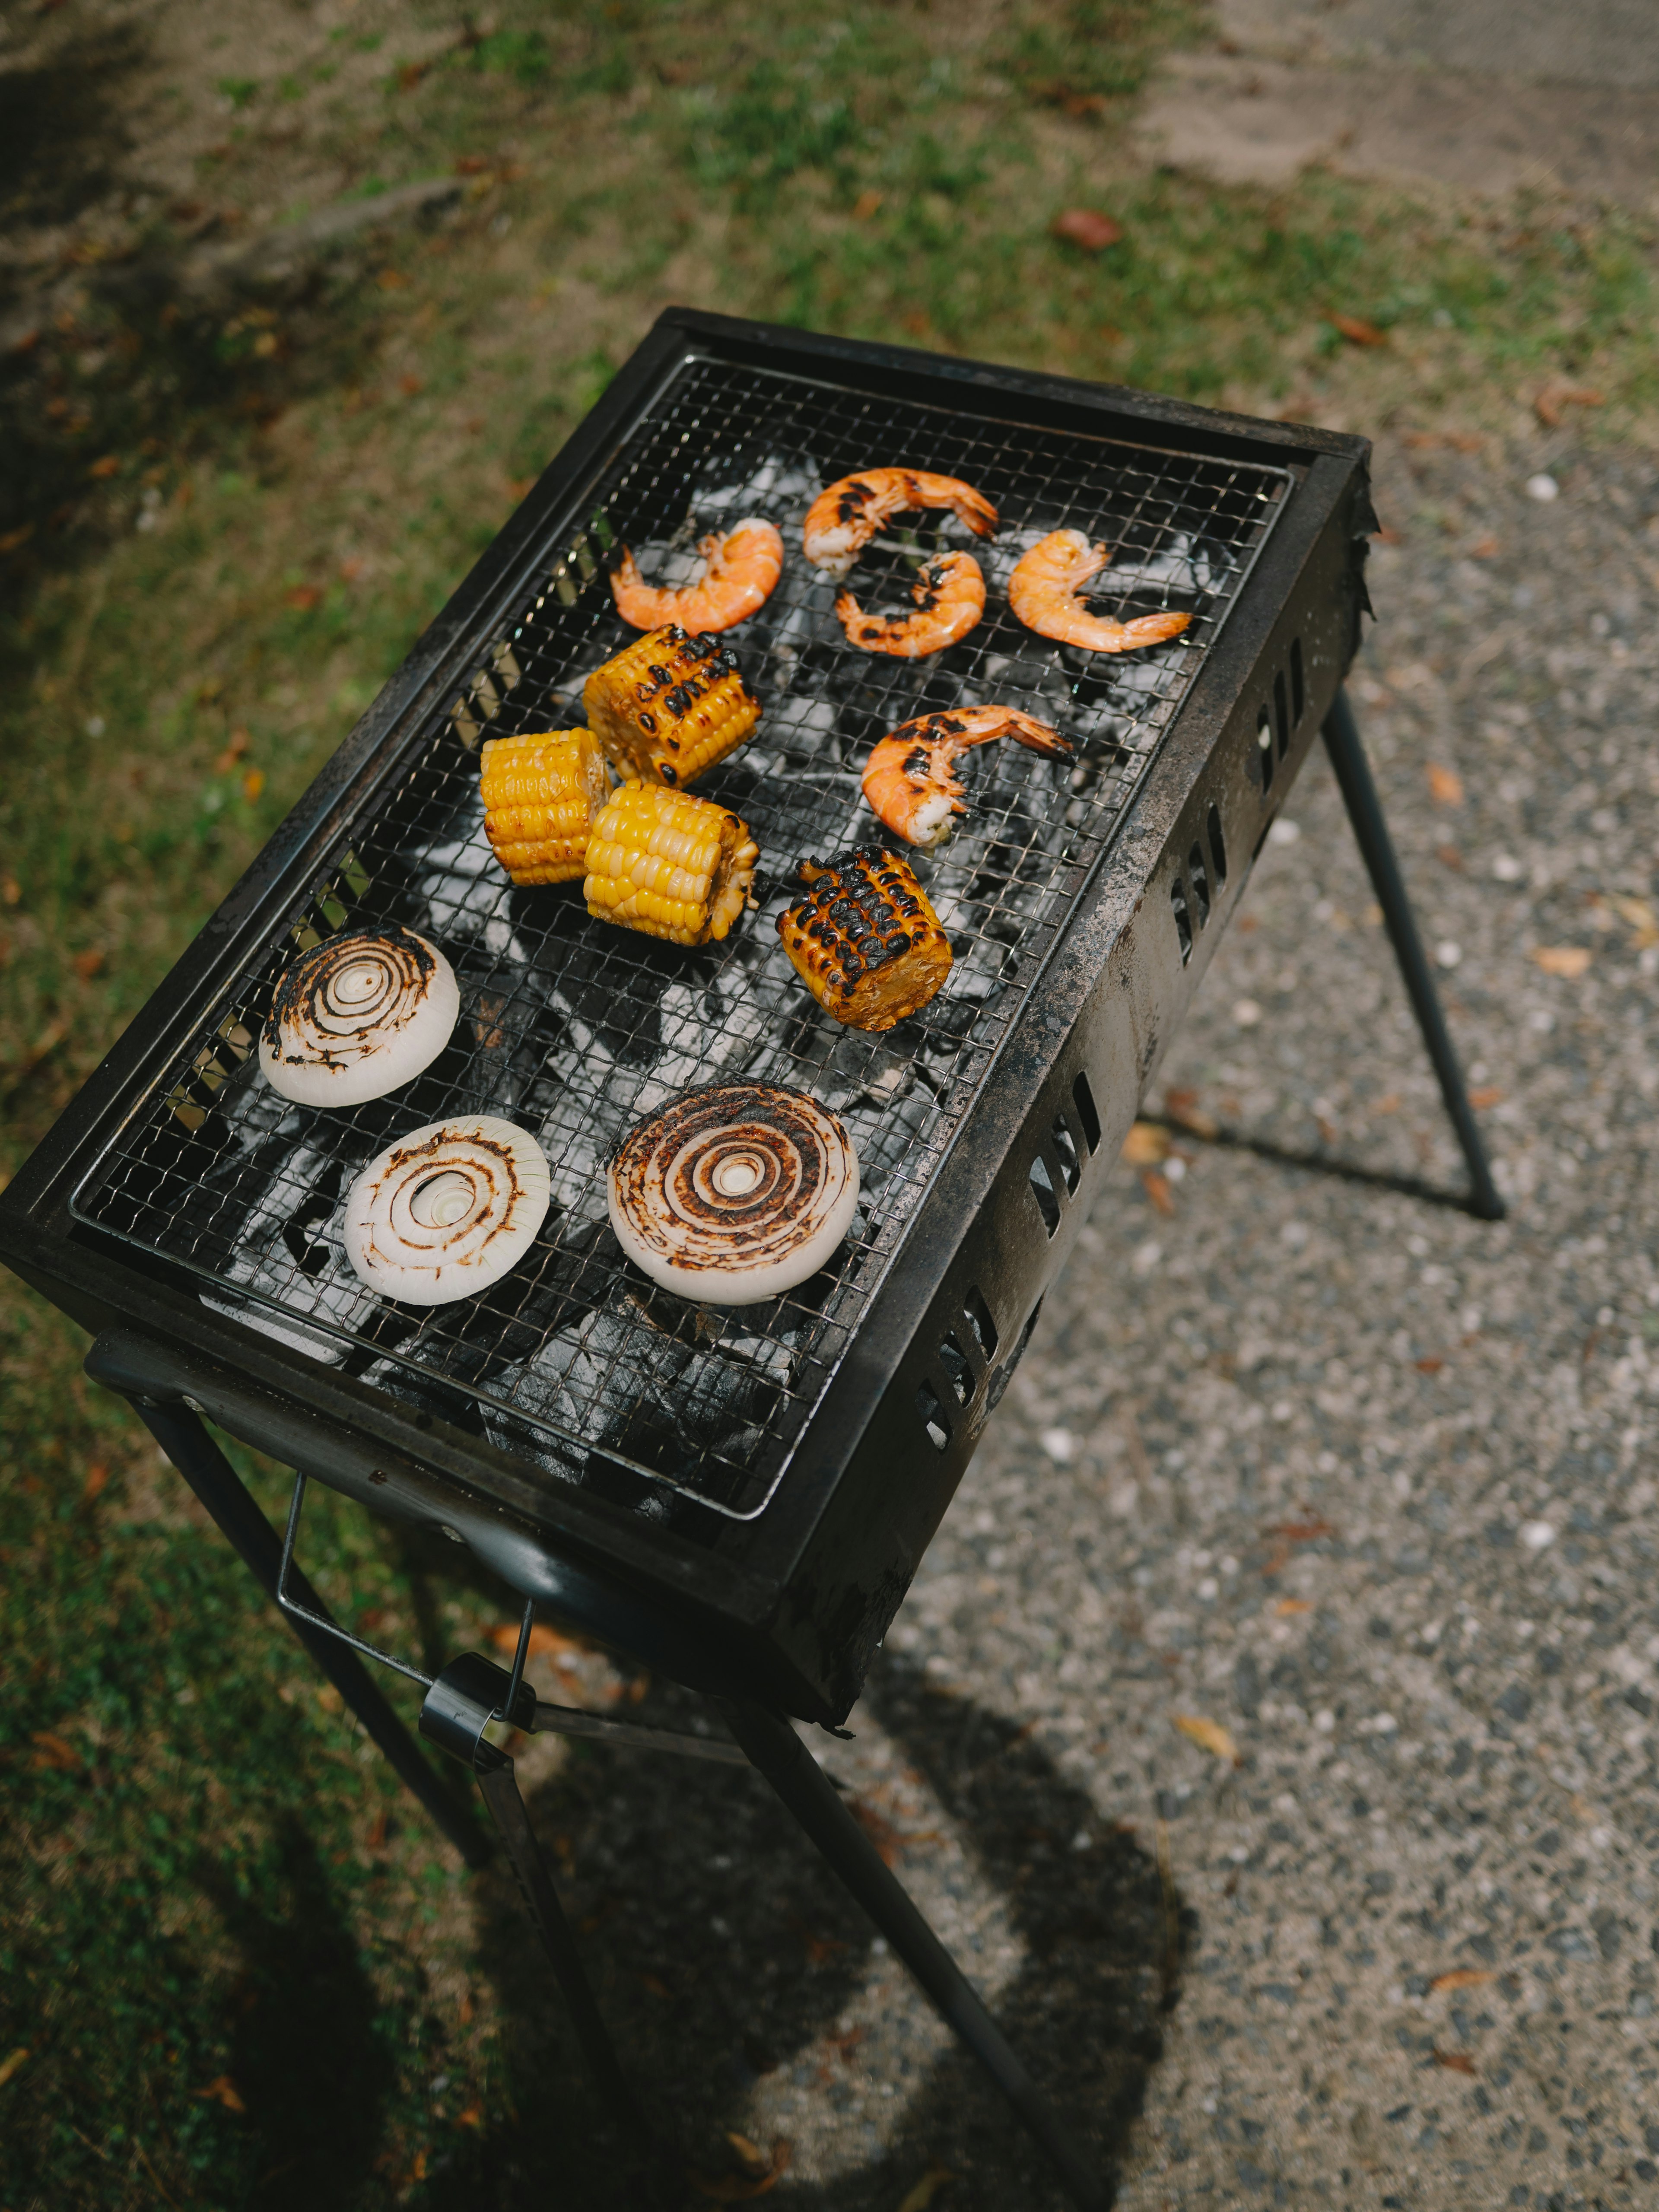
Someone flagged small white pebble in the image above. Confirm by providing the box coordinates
[1133,1239,1162,1275]
[1491,853,1524,881]
[1268,817,1301,845]
[1435,940,1462,968]
[1233,998,1262,1028]
[1071,1828,1092,1851]
[1525,473,1560,502]
[1228,1845,1250,1862]
[1520,1520,1557,1552]
[1163,1154,1187,1183]
[1039,1427,1075,1464]
[85,715,106,737]
[1313,1709,1336,1733]
[1271,1399,1293,1422]
[1197,1576,1219,1600]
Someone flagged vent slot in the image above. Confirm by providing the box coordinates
[963,1284,999,1359]
[1290,636,1305,726]
[916,1377,951,1452]
[986,1296,1045,1414]
[1171,873,1193,964]
[1188,842,1210,926]
[1051,1112,1081,1194]
[1071,1069,1101,1155]
[1029,1152,1061,1237]
[1273,669,1290,758]
[938,1331,974,1406]
[1257,704,1275,789]
[1206,801,1227,887]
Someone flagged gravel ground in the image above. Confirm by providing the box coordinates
[474,438,1659,2211]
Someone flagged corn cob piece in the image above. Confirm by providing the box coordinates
[480,729,612,885]
[584,779,760,947]
[583,623,761,788]
[777,845,953,1032]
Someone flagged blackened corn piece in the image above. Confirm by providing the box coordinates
[777,844,953,1033]
[583,623,761,788]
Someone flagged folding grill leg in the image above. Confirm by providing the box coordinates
[110,1390,487,1867]
[722,1700,1108,2212]
[1322,685,1505,1220]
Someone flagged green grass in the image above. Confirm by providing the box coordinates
[3,1,1657,2200]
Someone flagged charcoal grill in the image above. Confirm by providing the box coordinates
[0,309,1500,2204]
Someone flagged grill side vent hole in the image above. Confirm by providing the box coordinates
[1257,705,1275,789]
[916,1377,951,1451]
[1206,801,1227,887]
[1290,636,1305,726]
[986,1296,1045,1414]
[1273,670,1290,758]
[1071,1070,1102,1155]
[1188,842,1210,926]
[1051,1113,1081,1194]
[963,1284,999,1358]
[938,1331,973,1407]
[1029,1153,1061,1237]
[1171,874,1193,964]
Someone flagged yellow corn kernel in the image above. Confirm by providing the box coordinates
[584,780,760,947]
[777,844,953,1032]
[583,624,761,788]
[480,729,611,885]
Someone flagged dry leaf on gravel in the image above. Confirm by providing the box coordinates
[1165,1087,1219,1138]
[1432,2049,1478,2075]
[29,1730,81,1772]
[1533,379,1605,429]
[1607,894,1659,947]
[1326,311,1388,346]
[83,1461,109,1500]
[1531,946,1592,978]
[1429,1968,1493,1993]
[72,948,105,979]
[1051,208,1123,252]
[195,2075,247,2113]
[1121,1120,1170,1166]
[689,2137,792,2200]
[1426,763,1464,806]
[1172,1713,1241,1765]
[1468,1086,1503,1109]
[897,2169,955,2212]
[1274,1598,1313,1617]
[1141,1168,1176,1216]
[852,190,884,219]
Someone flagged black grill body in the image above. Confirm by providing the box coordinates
[1,310,1375,1721]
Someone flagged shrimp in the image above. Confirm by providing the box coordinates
[1008,528,1193,654]
[608,516,783,635]
[860,704,1073,850]
[835,551,985,659]
[803,468,998,579]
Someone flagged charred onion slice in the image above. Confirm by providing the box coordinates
[343,1116,551,1306]
[260,925,460,1108]
[607,1084,858,1306]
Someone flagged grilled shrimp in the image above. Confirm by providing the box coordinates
[1008,528,1193,654]
[861,704,1073,850]
[609,516,784,635]
[803,468,998,579]
[836,550,985,659]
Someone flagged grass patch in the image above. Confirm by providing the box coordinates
[2,0,1656,2198]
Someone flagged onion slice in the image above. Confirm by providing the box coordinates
[260,925,460,1108]
[343,1116,550,1306]
[607,1084,859,1307]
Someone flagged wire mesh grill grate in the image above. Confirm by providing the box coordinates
[73,353,1290,1522]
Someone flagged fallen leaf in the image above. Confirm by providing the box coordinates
[195,2074,247,2113]
[1607,893,1659,946]
[242,767,265,803]
[1172,1713,1241,1765]
[315,1684,343,1714]
[1427,763,1464,806]
[72,948,105,979]
[214,730,251,772]
[1533,379,1605,429]
[1052,207,1123,252]
[1265,1517,1336,1542]
[408,2150,428,2183]
[456,2102,483,2128]
[365,1808,388,1850]
[1121,1120,1171,1166]
[397,372,423,397]
[0,523,35,554]
[1432,2048,1477,2075]
[490,1619,591,1664]
[87,454,121,480]
[454,154,491,175]
[1468,1085,1503,1109]
[1274,1598,1313,1617]
[30,1730,81,1772]
[1437,844,1463,870]
[0,875,19,905]
[0,2047,28,2088]
[375,267,409,290]
[728,2132,771,2172]
[897,2168,955,2212]
[1374,1092,1402,1115]
[1372,525,1402,543]
[1531,945,1592,978]
[1164,1088,1219,1139]
[1141,1168,1176,1216]
[1429,1967,1493,1993]
[1468,534,1500,558]
[397,61,426,90]
[1414,1356,1445,1375]
[284,584,322,611]
[688,2137,792,2200]
[851,189,884,219]
[1327,311,1388,347]
[83,1461,109,1500]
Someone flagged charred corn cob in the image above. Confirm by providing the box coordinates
[584,779,760,947]
[777,845,953,1032]
[480,729,611,884]
[583,624,761,788]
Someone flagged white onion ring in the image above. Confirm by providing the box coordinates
[260,926,460,1108]
[607,1084,858,1306]
[343,1116,550,1306]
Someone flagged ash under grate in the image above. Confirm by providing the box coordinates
[75,354,1290,1521]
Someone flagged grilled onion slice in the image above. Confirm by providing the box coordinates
[607,1084,859,1307]
[260,926,460,1108]
[343,1116,551,1306]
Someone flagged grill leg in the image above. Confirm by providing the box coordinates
[722,1700,1107,2212]
[1322,685,1505,1220]
[113,1392,487,1868]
